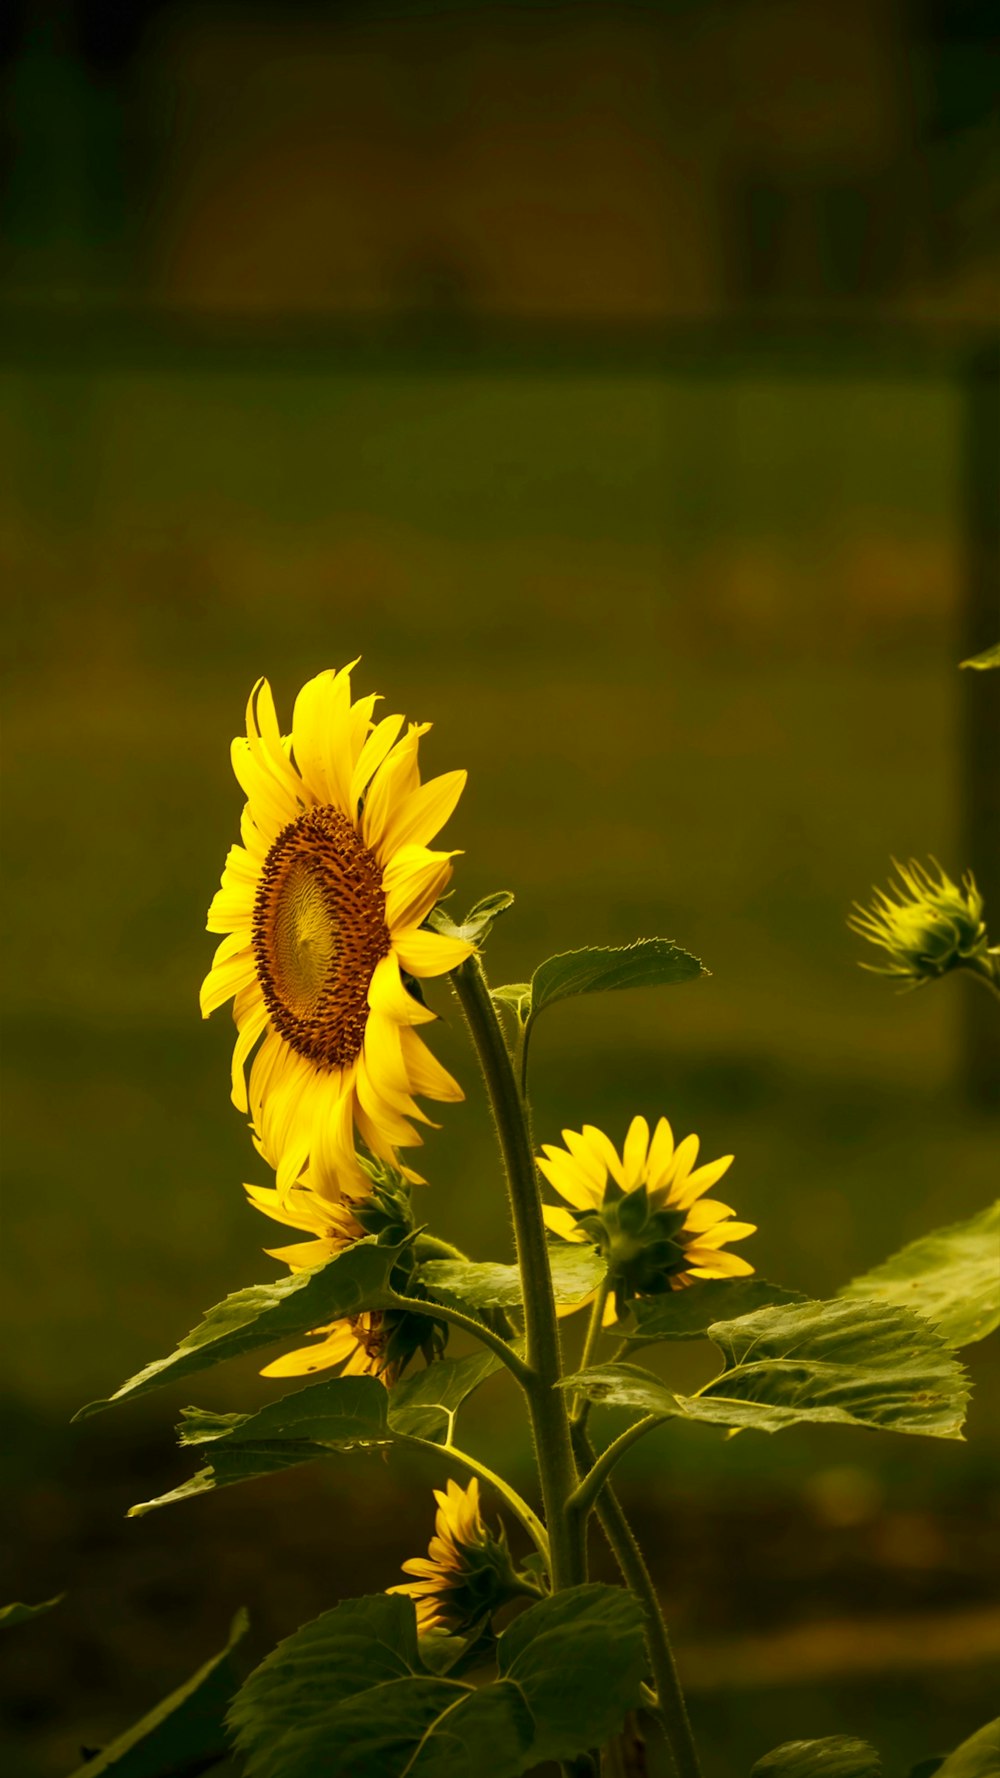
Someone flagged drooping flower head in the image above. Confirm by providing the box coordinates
[388,1479,525,1634]
[848,859,990,988]
[538,1115,755,1318]
[201,667,474,1200]
[247,1164,442,1382]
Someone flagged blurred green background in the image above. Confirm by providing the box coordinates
[1,3,998,1775]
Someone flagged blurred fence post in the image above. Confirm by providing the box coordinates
[959,339,1000,1109]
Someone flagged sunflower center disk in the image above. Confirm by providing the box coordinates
[252,807,390,1069]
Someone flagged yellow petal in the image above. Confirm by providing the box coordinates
[561,1129,607,1191]
[247,678,303,805]
[230,998,269,1111]
[200,950,259,1018]
[672,1154,735,1210]
[542,1205,587,1242]
[645,1117,675,1189]
[361,726,427,854]
[683,1250,755,1279]
[260,1321,358,1378]
[399,1027,465,1103]
[367,953,437,1026]
[384,847,457,932]
[350,712,405,806]
[681,1198,734,1234]
[690,1219,756,1248]
[379,770,467,857]
[392,927,474,978]
[290,665,358,813]
[536,1148,601,1210]
[622,1116,651,1188]
[581,1125,626,1188]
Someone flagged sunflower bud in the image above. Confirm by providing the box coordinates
[389,1479,532,1635]
[849,859,992,988]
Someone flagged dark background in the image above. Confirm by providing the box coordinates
[1,3,998,1774]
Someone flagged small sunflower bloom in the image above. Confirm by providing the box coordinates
[248,1168,441,1382]
[200,666,473,1200]
[538,1115,755,1318]
[849,859,992,988]
[389,1479,526,1634]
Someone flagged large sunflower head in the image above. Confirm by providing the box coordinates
[388,1479,525,1635]
[201,667,474,1200]
[538,1115,755,1313]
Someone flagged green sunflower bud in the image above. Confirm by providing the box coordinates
[849,859,993,989]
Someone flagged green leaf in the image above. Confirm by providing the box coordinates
[427,890,515,944]
[567,1298,970,1439]
[960,642,1000,671]
[419,1244,605,1311]
[229,1586,645,1778]
[0,1595,63,1629]
[841,1202,1000,1346]
[76,1238,409,1418]
[130,1357,501,1516]
[490,981,532,1024]
[67,1609,248,1777]
[497,1584,648,1764]
[502,938,706,1039]
[750,1737,881,1777]
[934,1717,1000,1778]
[628,1279,807,1342]
[387,1349,504,1442]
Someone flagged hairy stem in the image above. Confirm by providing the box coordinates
[567,1415,666,1518]
[451,955,585,1591]
[571,1273,612,1423]
[572,1422,701,1778]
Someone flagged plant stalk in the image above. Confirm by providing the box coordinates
[451,954,585,1591]
[572,1422,701,1778]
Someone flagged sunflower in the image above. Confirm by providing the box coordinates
[200,667,474,1199]
[388,1479,522,1634]
[538,1115,755,1319]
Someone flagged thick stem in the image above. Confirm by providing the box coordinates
[572,1423,701,1778]
[451,955,585,1591]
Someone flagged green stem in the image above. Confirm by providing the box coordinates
[567,1415,666,1517]
[390,1292,532,1388]
[395,1433,550,1569]
[572,1423,701,1778]
[571,1273,612,1424]
[451,955,585,1591]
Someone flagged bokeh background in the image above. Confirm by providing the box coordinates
[1,2,998,1774]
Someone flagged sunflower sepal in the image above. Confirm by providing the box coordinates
[427,889,515,946]
[570,1186,691,1299]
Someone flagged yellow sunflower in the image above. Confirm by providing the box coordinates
[538,1115,755,1320]
[260,1309,395,1382]
[200,666,474,1199]
[242,1179,384,1380]
[389,1478,508,1633]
